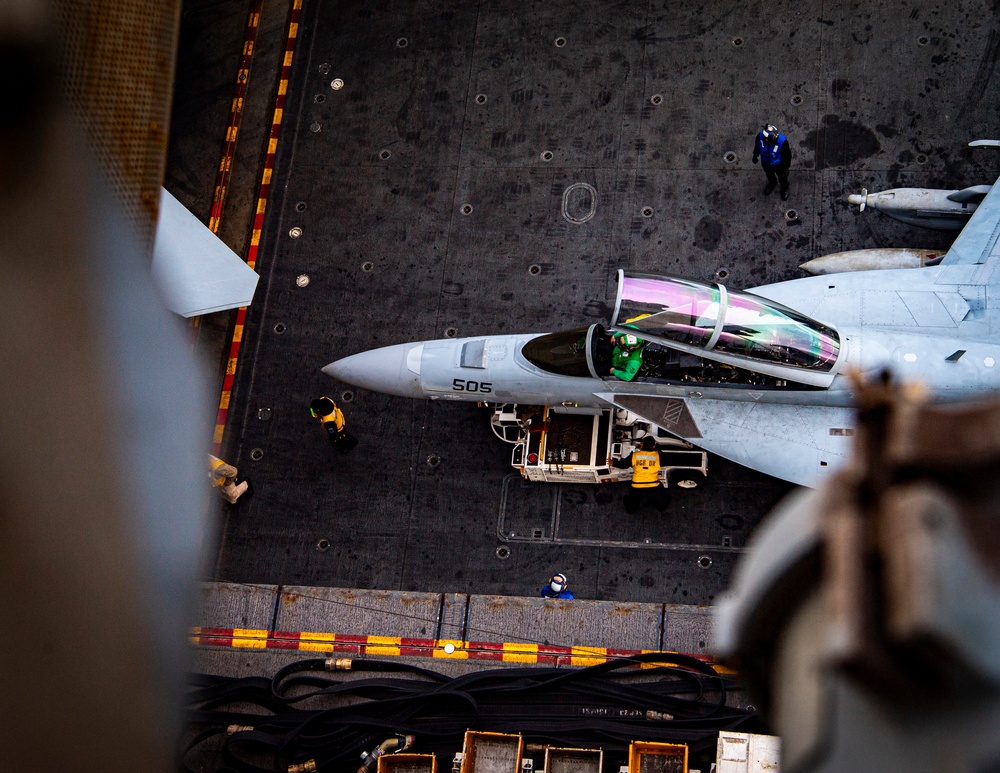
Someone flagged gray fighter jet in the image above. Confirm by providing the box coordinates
[324,166,1000,488]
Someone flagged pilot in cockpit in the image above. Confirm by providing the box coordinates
[609,331,646,381]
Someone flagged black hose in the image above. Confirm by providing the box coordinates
[182,657,752,773]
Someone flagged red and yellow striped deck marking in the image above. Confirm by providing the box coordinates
[189,1,263,344]
[212,0,303,453]
[189,627,735,674]
[208,2,262,233]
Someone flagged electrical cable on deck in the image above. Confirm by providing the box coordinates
[180,654,753,773]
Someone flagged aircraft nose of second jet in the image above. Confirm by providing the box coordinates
[322,342,425,398]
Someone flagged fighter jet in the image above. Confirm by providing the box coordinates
[324,160,1000,488]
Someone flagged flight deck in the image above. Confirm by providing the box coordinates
[167,0,999,606]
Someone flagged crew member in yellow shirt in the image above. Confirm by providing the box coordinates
[613,435,670,514]
[310,396,358,454]
[208,454,251,504]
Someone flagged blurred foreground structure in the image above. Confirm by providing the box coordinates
[7,1,1000,770]
[719,375,1000,772]
[0,2,208,771]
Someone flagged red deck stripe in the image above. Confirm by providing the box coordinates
[188,1,263,344]
[212,0,303,454]
[208,0,263,234]
[190,628,729,673]
[468,652,504,662]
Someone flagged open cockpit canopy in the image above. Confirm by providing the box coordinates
[611,271,840,373]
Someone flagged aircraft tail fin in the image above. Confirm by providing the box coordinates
[151,188,259,317]
[935,142,1000,287]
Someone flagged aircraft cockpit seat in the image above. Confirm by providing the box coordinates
[590,324,615,376]
[633,345,707,382]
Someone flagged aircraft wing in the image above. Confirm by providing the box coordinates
[151,188,259,317]
[936,172,1000,286]
[599,393,855,487]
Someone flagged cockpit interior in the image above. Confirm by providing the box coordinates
[521,272,842,390]
[522,325,822,389]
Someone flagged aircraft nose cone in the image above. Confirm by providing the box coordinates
[322,342,425,399]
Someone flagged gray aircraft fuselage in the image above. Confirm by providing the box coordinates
[324,265,1000,487]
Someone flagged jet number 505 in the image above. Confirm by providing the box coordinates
[453,378,492,394]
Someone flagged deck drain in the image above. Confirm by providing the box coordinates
[790,94,803,105]
[496,546,511,560]
[273,323,286,334]
[296,274,309,287]
[444,327,458,338]
[289,226,302,238]
[318,63,330,74]
[295,201,307,212]
[716,267,730,280]
[540,150,554,161]
[250,448,264,461]
[723,151,737,163]
[396,37,408,48]
[341,390,354,403]
[475,93,488,104]
[529,264,542,275]
[460,204,473,215]
[309,122,321,133]
[641,206,654,217]
[379,149,391,160]
[917,153,927,164]
[532,529,543,538]
[650,94,663,105]
[314,93,326,103]
[427,455,441,467]
[330,78,344,90]
[257,407,271,420]
[722,536,732,547]
[784,209,799,221]
[316,538,330,552]
[554,36,566,47]
[732,37,744,47]
[918,35,929,45]
[698,555,713,569]
[361,261,374,272]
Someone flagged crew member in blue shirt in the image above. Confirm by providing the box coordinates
[541,573,575,599]
[752,124,792,201]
